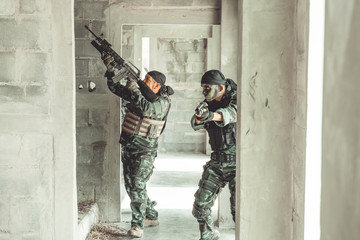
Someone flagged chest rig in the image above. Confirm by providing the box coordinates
[205,122,236,151]
[122,111,165,139]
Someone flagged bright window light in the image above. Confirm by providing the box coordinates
[304,0,325,239]
[141,37,150,79]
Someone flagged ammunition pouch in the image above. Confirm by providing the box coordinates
[206,123,236,151]
[122,111,165,139]
[192,204,211,220]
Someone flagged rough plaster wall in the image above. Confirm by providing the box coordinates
[238,0,307,239]
[156,38,206,153]
[0,0,77,239]
[321,1,360,239]
[74,0,121,222]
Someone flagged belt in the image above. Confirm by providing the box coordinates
[210,152,236,162]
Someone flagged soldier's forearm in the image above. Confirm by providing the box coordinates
[212,112,223,122]
[195,117,201,125]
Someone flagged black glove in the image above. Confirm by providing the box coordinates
[197,109,214,123]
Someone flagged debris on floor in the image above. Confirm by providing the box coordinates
[86,223,128,240]
[78,200,96,214]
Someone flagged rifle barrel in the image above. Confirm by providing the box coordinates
[84,25,100,40]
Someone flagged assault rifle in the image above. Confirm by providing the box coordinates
[84,25,141,81]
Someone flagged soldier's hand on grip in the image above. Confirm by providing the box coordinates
[125,77,138,91]
[196,107,214,123]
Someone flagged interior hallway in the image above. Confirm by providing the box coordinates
[118,152,235,240]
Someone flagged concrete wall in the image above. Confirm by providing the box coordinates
[321,1,360,239]
[0,0,77,239]
[74,0,121,222]
[218,0,238,228]
[156,37,207,153]
[237,0,308,239]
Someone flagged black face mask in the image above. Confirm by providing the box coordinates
[137,80,159,102]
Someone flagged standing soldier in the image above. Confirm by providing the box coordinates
[102,55,174,238]
[191,70,237,240]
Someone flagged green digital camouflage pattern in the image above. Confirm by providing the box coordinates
[195,160,236,239]
[191,84,237,240]
[107,78,170,229]
[122,145,158,228]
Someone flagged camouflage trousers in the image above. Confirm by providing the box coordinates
[192,159,236,240]
[122,147,158,229]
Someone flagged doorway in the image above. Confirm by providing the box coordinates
[119,23,217,189]
[119,24,235,230]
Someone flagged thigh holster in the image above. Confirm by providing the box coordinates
[198,179,220,194]
[200,171,226,194]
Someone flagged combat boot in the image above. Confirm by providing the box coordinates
[144,218,159,227]
[127,226,143,238]
[209,230,220,240]
[145,200,159,227]
[202,230,220,240]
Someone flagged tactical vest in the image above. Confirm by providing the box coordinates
[205,122,236,151]
[122,111,165,139]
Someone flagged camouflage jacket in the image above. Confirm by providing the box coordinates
[107,78,171,150]
[191,84,237,155]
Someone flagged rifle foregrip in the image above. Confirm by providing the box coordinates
[91,40,104,54]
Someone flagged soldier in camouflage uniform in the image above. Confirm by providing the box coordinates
[103,55,174,238]
[191,70,237,240]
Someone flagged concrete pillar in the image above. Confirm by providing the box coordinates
[0,0,77,239]
[236,0,308,239]
[218,0,238,229]
[75,0,121,222]
[321,1,360,239]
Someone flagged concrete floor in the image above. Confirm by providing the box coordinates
[117,152,235,240]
